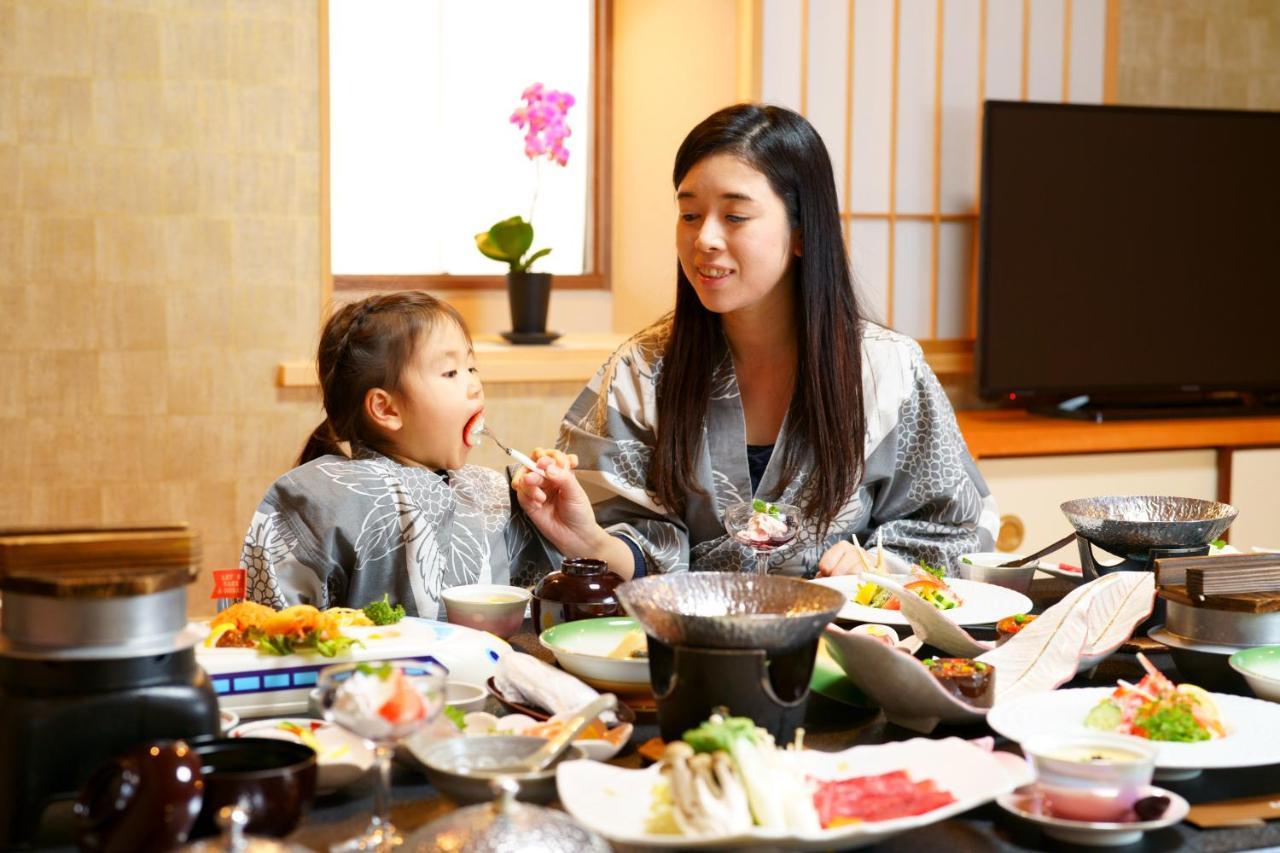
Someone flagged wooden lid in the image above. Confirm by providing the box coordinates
[0,525,201,598]
[1159,584,1280,614]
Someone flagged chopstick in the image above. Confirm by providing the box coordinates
[998,532,1077,568]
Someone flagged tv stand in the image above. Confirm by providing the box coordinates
[1031,394,1280,423]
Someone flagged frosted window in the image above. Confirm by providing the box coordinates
[330,0,593,276]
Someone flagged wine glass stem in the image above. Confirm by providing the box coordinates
[372,742,395,843]
[755,552,768,575]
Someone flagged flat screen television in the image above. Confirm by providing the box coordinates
[976,100,1280,418]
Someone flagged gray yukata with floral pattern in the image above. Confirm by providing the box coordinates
[239,453,549,619]
[557,318,999,577]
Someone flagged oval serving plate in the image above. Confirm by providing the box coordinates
[812,576,1032,627]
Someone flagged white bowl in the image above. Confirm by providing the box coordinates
[538,617,651,695]
[957,552,1037,594]
[445,680,488,713]
[1021,732,1158,822]
[1228,646,1280,702]
[441,584,531,639]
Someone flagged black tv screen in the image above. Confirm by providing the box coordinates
[976,100,1280,405]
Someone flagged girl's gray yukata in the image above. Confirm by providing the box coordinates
[239,452,549,619]
[557,319,999,577]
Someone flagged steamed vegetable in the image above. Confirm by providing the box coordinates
[362,594,406,626]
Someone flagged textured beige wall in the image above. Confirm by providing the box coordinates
[1117,0,1280,108]
[0,0,322,613]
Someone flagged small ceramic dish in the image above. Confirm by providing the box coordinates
[456,711,632,762]
[416,735,585,804]
[1228,645,1280,702]
[957,553,1037,594]
[1021,732,1158,822]
[538,617,652,695]
[997,784,1189,846]
[445,680,489,713]
[485,677,637,724]
[441,584,531,639]
[229,717,374,795]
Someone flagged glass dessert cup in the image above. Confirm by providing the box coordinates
[317,659,446,850]
[724,501,800,575]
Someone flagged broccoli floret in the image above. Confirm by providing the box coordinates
[363,593,405,626]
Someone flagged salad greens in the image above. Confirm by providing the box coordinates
[1135,700,1212,742]
[255,631,360,658]
[918,562,946,580]
[363,594,406,626]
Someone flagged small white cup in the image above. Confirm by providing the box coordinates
[1022,732,1158,822]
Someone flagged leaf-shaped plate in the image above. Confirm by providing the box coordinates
[821,625,988,732]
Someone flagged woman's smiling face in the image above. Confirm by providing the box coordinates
[676,153,799,316]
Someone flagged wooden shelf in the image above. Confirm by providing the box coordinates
[957,409,1280,459]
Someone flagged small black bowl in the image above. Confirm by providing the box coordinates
[188,736,317,839]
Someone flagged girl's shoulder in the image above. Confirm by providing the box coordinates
[605,315,672,378]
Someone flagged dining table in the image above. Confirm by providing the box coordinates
[31,578,1280,852]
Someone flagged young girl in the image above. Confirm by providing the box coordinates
[519,104,998,578]
[239,291,626,619]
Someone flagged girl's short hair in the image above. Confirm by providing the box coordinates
[652,103,868,532]
[297,291,470,466]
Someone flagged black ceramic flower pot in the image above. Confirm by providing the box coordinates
[506,271,552,335]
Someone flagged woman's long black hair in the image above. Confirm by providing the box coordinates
[649,104,867,533]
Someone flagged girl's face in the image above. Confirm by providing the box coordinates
[387,320,484,471]
[676,153,799,317]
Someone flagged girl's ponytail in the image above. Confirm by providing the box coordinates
[296,418,345,466]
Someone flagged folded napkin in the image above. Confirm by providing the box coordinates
[494,651,619,726]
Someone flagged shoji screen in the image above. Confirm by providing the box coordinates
[760,0,1110,340]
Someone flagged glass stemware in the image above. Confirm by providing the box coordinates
[316,659,446,851]
[724,499,800,575]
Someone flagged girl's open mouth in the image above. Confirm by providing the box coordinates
[463,411,485,448]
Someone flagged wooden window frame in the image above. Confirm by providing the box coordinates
[321,0,613,296]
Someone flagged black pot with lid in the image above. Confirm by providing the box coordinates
[0,525,221,848]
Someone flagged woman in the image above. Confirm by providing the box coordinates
[517,104,997,577]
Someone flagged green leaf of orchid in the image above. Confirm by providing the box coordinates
[516,246,552,272]
[475,231,510,263]
[489,217,534,265]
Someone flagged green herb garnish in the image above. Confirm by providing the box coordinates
[961,556,973,565]
[751,498,779,517]
[356,661,393,679]
[443,705,467,730]
[1210,539,1226,549]
[363,593,406,626]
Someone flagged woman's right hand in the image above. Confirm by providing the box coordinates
[512,449,603,555]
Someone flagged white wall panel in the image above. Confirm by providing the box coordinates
[894,0,937,213]
[937,221,971,338]
[1068,0,1106,103]
[808,0,851,208]
[762,0,804,111]
[1230,449,1280,551]
[940,0,981,213]
[985,0,1023,102]
[850,219,889,324]
[892,220,931,336]
[1026,0,1064,101]
[850,0,894,212]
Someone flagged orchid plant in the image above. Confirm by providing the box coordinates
[475,83,575,273]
